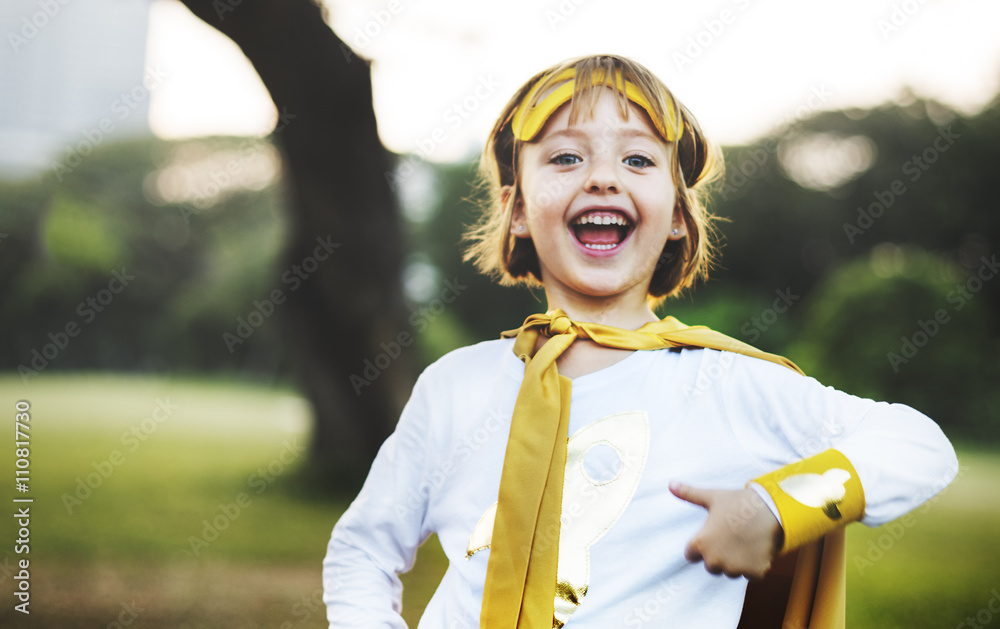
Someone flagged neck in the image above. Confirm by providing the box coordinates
[543,290,659,330]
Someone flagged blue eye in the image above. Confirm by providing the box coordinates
[551,153,581,166]
[624,154,653,168]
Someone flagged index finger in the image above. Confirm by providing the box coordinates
[669,481,712,508]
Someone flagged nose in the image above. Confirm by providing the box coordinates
[584,156,620,194]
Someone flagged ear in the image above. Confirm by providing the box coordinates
[505,185,530,238]
[669,202,687,240]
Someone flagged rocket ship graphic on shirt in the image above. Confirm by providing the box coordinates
[467,411,650,627]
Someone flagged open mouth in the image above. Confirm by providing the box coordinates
[571,210,633,251]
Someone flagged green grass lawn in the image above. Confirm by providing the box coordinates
[0,373,996,628]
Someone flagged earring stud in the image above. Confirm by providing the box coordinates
[518,225,526,233]
[672,228,679,236]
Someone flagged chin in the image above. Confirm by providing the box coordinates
[573,283,634,301]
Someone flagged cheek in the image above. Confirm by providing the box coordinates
[650,186,680,226]
[522,168,580,211]
[519,182,549,220]
[523,192,564,226]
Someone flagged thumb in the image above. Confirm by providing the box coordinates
[669,481,712,509]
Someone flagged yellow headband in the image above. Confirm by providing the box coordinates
[510,68,683,143]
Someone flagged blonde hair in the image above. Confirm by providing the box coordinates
[463,54,723,303]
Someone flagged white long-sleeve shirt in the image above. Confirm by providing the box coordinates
[323,338,958,628]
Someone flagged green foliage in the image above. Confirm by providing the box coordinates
[789,247,999,437]
[43,194,129,271]
[0,136,289,376]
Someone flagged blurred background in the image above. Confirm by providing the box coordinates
[1,0,999,626]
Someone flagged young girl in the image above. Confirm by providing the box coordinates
[323,54,957,628]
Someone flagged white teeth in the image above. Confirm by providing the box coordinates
[574,213,629,227]
[584,243,617,250]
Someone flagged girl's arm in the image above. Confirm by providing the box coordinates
[672,350,958,577]
[730,353,959,527]
[323,374,435,628]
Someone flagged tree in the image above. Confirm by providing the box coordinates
[177,0,415,491]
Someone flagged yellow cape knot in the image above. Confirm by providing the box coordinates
[546,313,574,336]
[484,309,852,629]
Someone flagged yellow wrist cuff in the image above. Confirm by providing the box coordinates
[753,449,865,553]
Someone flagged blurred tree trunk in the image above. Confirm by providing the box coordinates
[178,0,415,492]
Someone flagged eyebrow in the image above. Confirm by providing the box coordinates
[540,126,663,143]
[539,128,586,141]
[616,128,662,141]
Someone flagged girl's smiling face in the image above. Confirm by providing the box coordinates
[510,89,686,313]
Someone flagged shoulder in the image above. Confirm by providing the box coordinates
[641,346,826,417]
[415,337,521,391]
[661,345,808,388]
[402,338,521,441]
[422,337,517,374]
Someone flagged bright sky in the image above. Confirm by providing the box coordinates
[147,0,1000,161]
